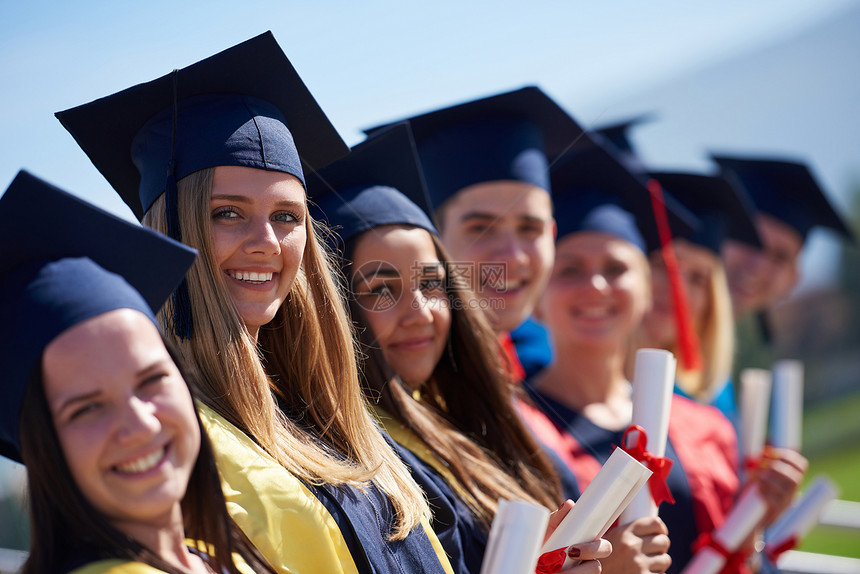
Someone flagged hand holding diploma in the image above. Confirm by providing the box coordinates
[620,348,677,523]
[538,448,652,573]
[755,447,809,527]
[764,476,839,563]
[479,500,612,574]
[740,364,808,527]
[602,517,672,574]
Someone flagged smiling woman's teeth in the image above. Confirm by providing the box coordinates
[229,271,273,283]
[116,447,165,474]
[581,306,610,318]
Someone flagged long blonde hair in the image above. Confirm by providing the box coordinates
[144,168,428,539]
[675,259,735,401]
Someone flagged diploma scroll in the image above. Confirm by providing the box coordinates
[770,360,803,452]
[739,369,772,472]
[682,486,768,574]
[539,448,652,571]
[620,348,676,523]
[764,476,838,563]
[480,499,551,574]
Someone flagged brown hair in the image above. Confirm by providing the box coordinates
[345,229,562,532]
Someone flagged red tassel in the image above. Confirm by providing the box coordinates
[647,179,702,372]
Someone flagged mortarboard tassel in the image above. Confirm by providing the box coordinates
[647,179,702,371]
[165,69,193,340]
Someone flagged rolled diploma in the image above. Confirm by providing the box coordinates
[480,499,550,574]
[620,348,677,523]
[770,360,803,451]
[739,369,772,466]
[541,448,652,570]
[682,486,768,574]
[764,476,839,555]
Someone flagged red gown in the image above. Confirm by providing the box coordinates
[519,389,741,573]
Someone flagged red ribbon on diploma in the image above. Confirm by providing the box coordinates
[535,548,567,574]
[692,532,752,574]
[765,535,798,563]
[621,425,676,507]
[743,456,761,474]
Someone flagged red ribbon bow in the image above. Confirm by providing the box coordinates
[743,455,761,473]
[535,548,567,574]
[621,425,676,507]
[692,532,751,574]
[764,535,798,563]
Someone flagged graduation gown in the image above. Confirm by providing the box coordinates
[69,562,176,574]
[68,554,256,574]
[375,408,486,574]
[374,406,582,574]
[518,390,739,574]
[197,402,453,574]
[674,378,738,427]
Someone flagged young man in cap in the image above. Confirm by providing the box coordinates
[367,87,590,379]
[712,155,856,320]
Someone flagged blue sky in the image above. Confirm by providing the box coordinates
[0,0,855,220]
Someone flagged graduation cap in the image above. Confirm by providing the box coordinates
[592,113,655,173]
[646,171,762,254]
[0,170,197,462]
[308,123,436,249]
[56,30,348,221]
[710,155,855,243]
[363,86,591,210]
[549,141,697,252]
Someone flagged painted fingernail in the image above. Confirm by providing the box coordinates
[567,547,581,558]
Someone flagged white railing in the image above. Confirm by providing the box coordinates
[779,551,860,574]
[818,499,860,531]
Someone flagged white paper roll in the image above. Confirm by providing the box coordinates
[739,369,772,468]
[480,499,551,574]
[770,360,804,451]
[540,448,652,570]
[682,486,768,574]
[764,476,839,554]
[620,348,677,523]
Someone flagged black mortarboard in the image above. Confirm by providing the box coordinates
[364,87,591,209]
[550,141,697,252]
[0,171,196,462]
[710,155,855,243]
[56,31,348,220]
[646,171,762,254]
[308,123,436,249]
[592,114,655,173]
